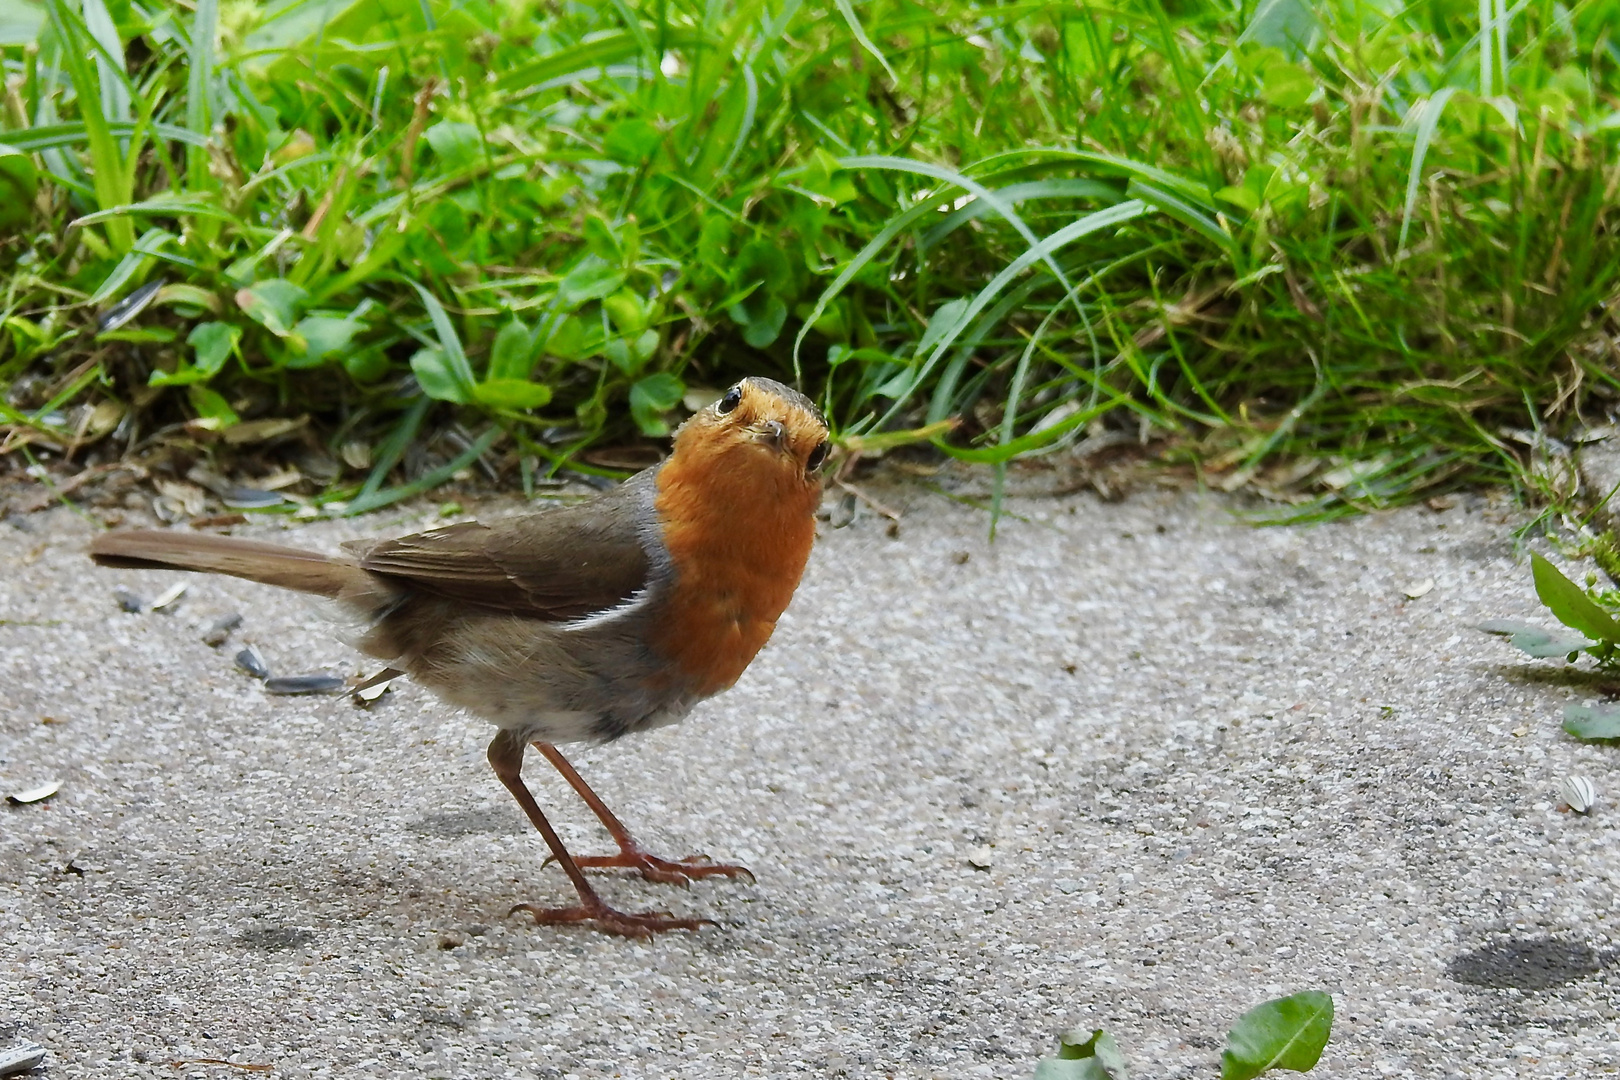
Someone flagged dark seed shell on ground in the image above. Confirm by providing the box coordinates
[114,587,145,613]
[202,612,244,647]
[222,486,285,509]
[264,673,346,695]
[234,646,270,680]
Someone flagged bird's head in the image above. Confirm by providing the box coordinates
[669,377,830,490]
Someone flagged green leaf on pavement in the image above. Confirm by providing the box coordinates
[1476,619,1596,659]
[1033,1028,1128,1080]
[1531,554,1620,645]
[1221,991,1333,1080]
[1563,704,1620,742]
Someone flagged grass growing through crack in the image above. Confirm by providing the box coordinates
[0,0,1618,514]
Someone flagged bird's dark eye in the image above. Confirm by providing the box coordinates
[806,441,829,473]
[717,385,743,414]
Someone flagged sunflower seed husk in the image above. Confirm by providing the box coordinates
[353,677,399,705]
[829,490,858,529]
[234,646,270,680]
[113,587,145,613]
[202,612,243,647]
[150,582,187,611]
[264,673,346,696]
[222,486,285,510]
[1561,775,1597,814]
[98,278,165,332]
[8,781,60,805]
[0,1043,46,1076]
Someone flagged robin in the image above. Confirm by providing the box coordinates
[89,377,830,937]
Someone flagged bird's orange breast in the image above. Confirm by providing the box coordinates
[649,439,820,697]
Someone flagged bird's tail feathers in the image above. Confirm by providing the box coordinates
[89,530,373,600]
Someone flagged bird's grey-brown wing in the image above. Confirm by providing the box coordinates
[347,474,654,622]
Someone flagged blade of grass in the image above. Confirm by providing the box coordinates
[1399,86,1458,253]
[344,426,499,516]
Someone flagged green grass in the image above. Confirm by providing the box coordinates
[1,0,1618,516]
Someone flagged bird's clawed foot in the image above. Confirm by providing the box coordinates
[546,843,754,886]
[509,900,715,938]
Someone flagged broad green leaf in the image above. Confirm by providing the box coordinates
[410,283,477,395]
[424,121,483,171]
[1530,554,1620,645]
[559,259,627,307]
[148,321,239,385]
[1221,991,1333,1080]
[235,279,307,337]
[473,379,553,410]
[740,295,788,348]
[604,118,662,163]
[1260,58,1316,108]
[410,346,472,404]
[917,298,971,359]
[1033,1029,1129,1080]
[735,239,792,296]
[489,319,535,381]
[344,346,389,383]
[582,215,626,264]
[0,144,38,227]
[543,315,587,359]
[630,372,684,436]
[1215,185,1260,212]
[99,327,177,344]
[0,0,44,44]
[287,316,359,369]
[188,321,240,378]
[1476,619,1595,659]
[1563,704,1620,742]
[603,290,648,334]
[1239,0,1319,57]
[187,384,239,429]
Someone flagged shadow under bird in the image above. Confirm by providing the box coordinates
[89,377,830,937]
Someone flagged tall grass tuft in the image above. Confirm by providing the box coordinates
[1,0,1618,515]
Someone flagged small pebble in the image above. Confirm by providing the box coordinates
[235,646,270,680]
[202,613,243,647]
[966,846,994,871]
[264,673,346,695]
[114,587,144,613]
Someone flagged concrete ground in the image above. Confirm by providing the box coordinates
[3,477,1620,1079]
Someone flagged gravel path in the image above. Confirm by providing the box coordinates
[3,481,1618,1078]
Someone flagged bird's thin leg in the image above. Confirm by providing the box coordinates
[487,730,711,937]
[534,741,754,886]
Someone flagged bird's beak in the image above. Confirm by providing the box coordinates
[754,419,787,451]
